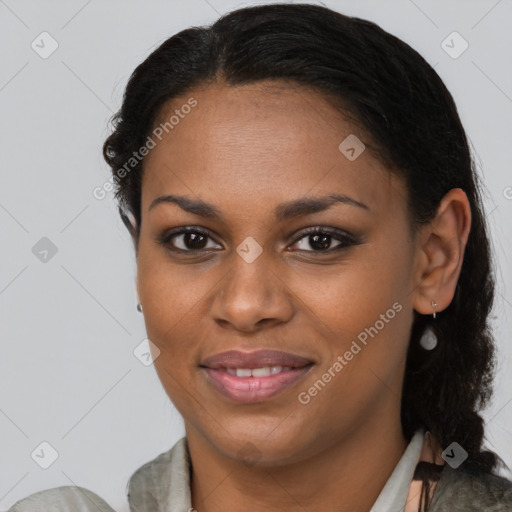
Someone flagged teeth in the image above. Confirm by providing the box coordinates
[226,366,292,377]
[252,367,271,377]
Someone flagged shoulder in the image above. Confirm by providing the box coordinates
[7,485,115,511]
[431,465,512,511]
[127,437,191,509]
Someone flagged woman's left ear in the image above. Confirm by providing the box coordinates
[411,188,472,316]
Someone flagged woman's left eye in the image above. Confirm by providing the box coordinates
[158,226,358,254]
[290,227,358,253]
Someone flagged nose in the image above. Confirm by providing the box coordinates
[209,252,295,333]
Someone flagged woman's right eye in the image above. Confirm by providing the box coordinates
[158,227,222,253]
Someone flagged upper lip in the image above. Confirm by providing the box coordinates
[200,350,314,369]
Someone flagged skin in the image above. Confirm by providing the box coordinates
[134,80,471,512]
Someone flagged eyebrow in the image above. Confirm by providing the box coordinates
[148,193,369,221]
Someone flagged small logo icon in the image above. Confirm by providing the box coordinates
[237,442,263,466]
[133,338,161,366]
[441,32,469,59]
[32,237,58,263]
[31,441,59,469]
[338,134,366,161]
[442,441,468,468]
[31,32,59,59]
[236,236,263,263]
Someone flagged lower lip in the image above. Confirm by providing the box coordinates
[202,366,313,404]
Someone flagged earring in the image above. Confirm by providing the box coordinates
[136,303,143,313]
[420,300,438,350]
[419,325,437,350]
[431,300,438,319]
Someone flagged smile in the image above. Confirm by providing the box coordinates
[202,364,314,403]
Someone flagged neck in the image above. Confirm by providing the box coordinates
[187,415,408,512]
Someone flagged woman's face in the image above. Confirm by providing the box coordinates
[136,80,422,465]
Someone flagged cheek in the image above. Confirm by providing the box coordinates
[137,241,208,329]
[291,244,413,386]
[136,243,220,393]
[290,248,408,333]
[136,247,188,365]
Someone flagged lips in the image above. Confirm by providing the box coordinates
[200,349,315,403]
[200,349,314,370]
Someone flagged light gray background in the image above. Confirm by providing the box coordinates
[1,0,511,510]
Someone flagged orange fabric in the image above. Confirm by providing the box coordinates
[405,431,446,512]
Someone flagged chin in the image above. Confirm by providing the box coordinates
[207,424,315,468]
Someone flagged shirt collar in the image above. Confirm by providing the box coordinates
[370,428,426,511]
[128,428,426,512]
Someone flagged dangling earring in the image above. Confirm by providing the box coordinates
[137,303,143,313]
[419,325,437,350]
[420,300,438,350]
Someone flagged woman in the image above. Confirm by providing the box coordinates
[9,3,512,511]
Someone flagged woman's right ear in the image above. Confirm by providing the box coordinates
[119,204,140,258]
[119,205,137,238]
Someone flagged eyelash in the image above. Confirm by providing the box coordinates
[157,226,359,255]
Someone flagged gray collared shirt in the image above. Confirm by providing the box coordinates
[8,429,426,512]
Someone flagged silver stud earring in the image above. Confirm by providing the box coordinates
[431,300,438,319]
[136,303,143,313]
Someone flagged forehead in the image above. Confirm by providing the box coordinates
[141,80,403,219]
